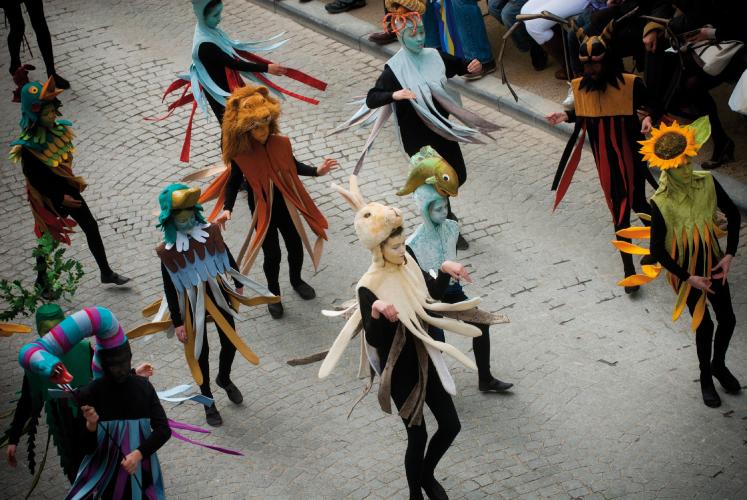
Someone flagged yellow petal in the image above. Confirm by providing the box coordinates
[615,226,651,239]
[641,264,662,278]
[0,323,32,336]
[617,274,654,286]
[611,240,650,255]
[637,212,652,222]
[672,283,691,322]
[691,292,706,331]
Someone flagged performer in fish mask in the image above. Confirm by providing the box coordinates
[333,0,501,251]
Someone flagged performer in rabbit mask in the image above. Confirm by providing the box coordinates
[319,175,487,500]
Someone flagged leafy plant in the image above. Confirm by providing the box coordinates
[0,233,84,321]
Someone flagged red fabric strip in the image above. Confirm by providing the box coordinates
[553,123,587,212]
[179,100,198,163]
[236,50,328,91]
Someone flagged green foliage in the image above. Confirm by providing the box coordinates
[0,234,84,321]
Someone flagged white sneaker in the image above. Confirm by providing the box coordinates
[562,82,574,110]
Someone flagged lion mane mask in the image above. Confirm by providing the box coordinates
[221,84,281,165]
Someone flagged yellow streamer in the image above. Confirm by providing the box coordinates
[204,294,260,365]
[611,240,650,255]
[615,226,651,239]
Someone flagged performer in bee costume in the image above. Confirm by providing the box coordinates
[150,0,326,162]
[546,20,659,292]
[403,148,512,394]
[333,0,501,251]
[9,77,130,288]
[613,118,741,409]
[319,175,490,500]
[18,307,171,500]
[143,183,278,426]
[198,85,336,320]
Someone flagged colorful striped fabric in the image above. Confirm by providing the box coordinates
[19,307,127,381]
[434,0,463,58]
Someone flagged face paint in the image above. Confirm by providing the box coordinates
[428,198,449,226]
[668,162,694,186]
[99,344,132,384]
[399,20,425,54]
[38,103,57,129]
[381,233,407,265]
[173,209,197,233]
[204,3,223,28]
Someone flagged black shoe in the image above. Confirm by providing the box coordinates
[205,406,223,427]
[530,44,549,71]
[422,475,448,500]
[101,272,130,285]
[325,0,366,14]
[456,234,469,251]
[700,377,722,408]
[463,60,496,81]
[216,376,244,404]
[624,285,640,294]
[702,139,735,170]
[368,30,397,45]
[293,281,316,300]
[478,378,513,393]
[51,73,70,90]
[711,363,741,393]
[268,301,284,319]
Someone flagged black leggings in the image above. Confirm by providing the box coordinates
[197,315,237,397]
[36,197,112,284]
[391,362,461,499]
[4,0,55,75]
[685,278,737,375]
[612,160,652,278]
[247,189,304,295]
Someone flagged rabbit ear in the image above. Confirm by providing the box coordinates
[331,175,366,211]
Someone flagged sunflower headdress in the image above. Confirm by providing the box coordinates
[638,117,709,170]
[613,117,725,332]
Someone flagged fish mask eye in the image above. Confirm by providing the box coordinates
[442,175,449,181]
[363,212,371,218]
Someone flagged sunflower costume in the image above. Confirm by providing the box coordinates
[613,117,741,408]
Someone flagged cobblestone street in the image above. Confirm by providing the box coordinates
[0,1,746,498]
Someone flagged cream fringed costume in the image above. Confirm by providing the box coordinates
[318,175,482,499]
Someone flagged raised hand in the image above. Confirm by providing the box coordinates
[316,158,340,176]
[215,210,231,230]
[441,260,474,284]
[372,300,399,322]
[268,64,288,76]
[392,89,417,101]
[711,254,733,284]
[545,112,568,126]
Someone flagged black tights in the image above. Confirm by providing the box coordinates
[36,197,112,285]
[391,362,461,499]
[430,323,494,383]
[685,279,736,376]
[613,162,652,278]
[4,0,55,75]
[248,189,304,295]
[197,316,237,397]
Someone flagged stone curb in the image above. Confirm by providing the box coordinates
[249,0,747,215]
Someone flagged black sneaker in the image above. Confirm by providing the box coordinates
[51,73,70,90]
[205,406,223,427]
[700,377,721,408]
[624,285,640,294]
[268,301,284,319]
[478,378,514,393]
[325,0,366,14]
[293,281,316,300]
[101,272,131,286]
[711,363,741,393]
[216,376,244,404]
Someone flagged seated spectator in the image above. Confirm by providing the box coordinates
[489,0,548,70]
[521,0,591,79]
[423,0,497,80]
[667,0,747,168]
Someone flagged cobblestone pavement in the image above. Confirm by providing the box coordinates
[0,1,746,498]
